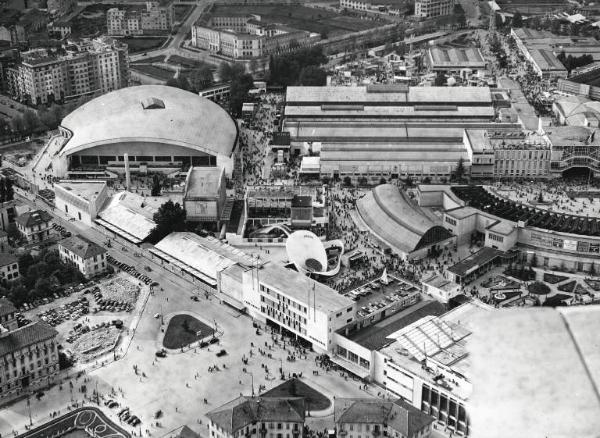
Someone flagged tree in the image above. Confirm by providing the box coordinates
[151,174,161,197]
[453,3,466,27]
[22,110,40,135]
[229,73,254,117]
[166,77,190,91]
[512,12,523,28]
[298,66,327,86]
[149,200,187,243]
[454,157,465,181]
[530,252,538,268]
[343,176,352,187]
[405,175,413,187]
[379,177,387,185]
[528,281,550,296]
[434,71,446,86]
[187,65,214,92]
[218,62,245,83]
[590,262,596,277]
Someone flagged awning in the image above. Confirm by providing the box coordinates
[330,355,371,379]
[149,248,217,287]
[95,218,143,244]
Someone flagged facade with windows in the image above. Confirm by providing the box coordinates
[59,235,108,278]
[15,210,53,243]
[414,0,455,18]
[334,398,434,438]
[207,396,304,438]
[6,37,129,105]
[0,254,19,284]
[107,2,173,36]
[54,180,109,226]
[192,14,318,59]
[0,299,59,403]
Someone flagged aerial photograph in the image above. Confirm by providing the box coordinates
[0,0,599,435]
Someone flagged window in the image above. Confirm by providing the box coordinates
[445,216,457,226]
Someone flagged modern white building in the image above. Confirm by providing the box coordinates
[15,210,53,243]
[58,235,108,278]
[54,180,109,226]
[421,273,461,303]
[150,231,356,353]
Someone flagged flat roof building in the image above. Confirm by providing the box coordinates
[183,166,228,226]
[427,47,487,76]
[96,191,158,244]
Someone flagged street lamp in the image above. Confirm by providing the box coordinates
[249,372,255,397]
[27,394,33,426]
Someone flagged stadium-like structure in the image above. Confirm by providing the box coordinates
[51,85,238,177]
[357,184,455,259]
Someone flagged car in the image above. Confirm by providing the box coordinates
[190,296,199,301]
[216,349,227,357]
[155,349,166,358]
[154,313,160,319]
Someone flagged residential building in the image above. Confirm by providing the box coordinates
[0,25,26,46]
[0,200,18,231]
[6,36,129,105]
[414,0,455,18]
[58,235,108,278]
[15,209,53,243]
[54,180,108,226]
[334,398,434,438]
[0,230,8,252]
[0,253,19,284]
[0,299,60,403]
[192,14,318,59]
[47,21,71,39]
[207,396,305,438]
[107,2,173,36]
[47,0,76,17]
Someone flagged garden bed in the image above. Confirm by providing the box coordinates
[543,273,568,284]
[557,280,576,292]
[131,65,174,81]
[503,268,535,282]
[121,36,167,53]
[584,278,600,291]
[163,314,214,349]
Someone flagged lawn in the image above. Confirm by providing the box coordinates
[163,314,214,349]
[131,65,174,81]
[210,5,379,37]
[558,280,576,292]
[584,278,600,291]
[262,378,331,411]
[503,267,535,282]
[121,36,167,53]
[168,55,212,69]
[543,273,568,284]
[173,5,192,23]
[132,55,167,64]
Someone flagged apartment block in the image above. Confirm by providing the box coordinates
[107,2,172,36]
[6,37,129,105]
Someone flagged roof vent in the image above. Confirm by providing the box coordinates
[141,97,165,110]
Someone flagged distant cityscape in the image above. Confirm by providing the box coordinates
[1,0,600,438]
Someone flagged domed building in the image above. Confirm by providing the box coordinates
[51,85,238,177]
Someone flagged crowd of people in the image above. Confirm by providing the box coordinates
[494,179,600,217]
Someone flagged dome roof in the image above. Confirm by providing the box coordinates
[58,85,237,158]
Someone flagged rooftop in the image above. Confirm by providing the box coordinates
[258,262,354,313]
[152,232,260,282]
[59,235,107,260]
[16,210,52,228]
[0,252,18,267]
[59,86,237,160]
[54,180,107,203]
[0,298,17,318]
[421,274,459,293]
[207,396,305,435]
[447,247,504,278]
[428,47,486,68]
[334,398,433,436]
[184,167,224,200]
[285,86,493,105]
[469,306,600,437]
[343,300,446,351]
[0,322,58,357]
[97,192,157,244]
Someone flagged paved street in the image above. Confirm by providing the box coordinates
[0,193,379,438]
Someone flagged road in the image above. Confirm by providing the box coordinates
[128,0,213,63]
